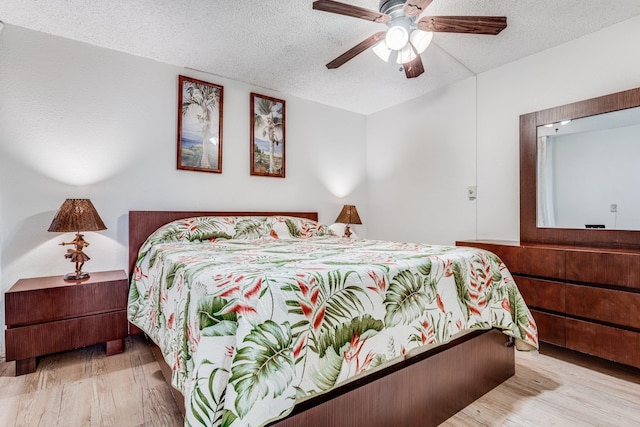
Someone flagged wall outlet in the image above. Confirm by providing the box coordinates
[467,186,477,200]
[610,204,617,213]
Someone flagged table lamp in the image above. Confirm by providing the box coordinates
[335,204,362,238]
[48,199,107,280]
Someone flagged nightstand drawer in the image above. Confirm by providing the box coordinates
[5,310,128,361]
[5,270,128,327]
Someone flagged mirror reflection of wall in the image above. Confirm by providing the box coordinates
[536,107,640,231]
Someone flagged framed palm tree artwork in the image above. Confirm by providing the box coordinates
[177,75,223,173]
[250,92,285,177]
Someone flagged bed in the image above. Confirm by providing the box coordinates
[127,210,538,427]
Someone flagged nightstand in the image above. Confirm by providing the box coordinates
[4,270,129,375]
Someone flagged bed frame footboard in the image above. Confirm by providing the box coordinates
[149,329,514,427]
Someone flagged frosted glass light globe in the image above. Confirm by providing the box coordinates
[385,26,409,50]
[410,29,434,54]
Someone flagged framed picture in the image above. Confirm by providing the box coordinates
[177,75,223,173]
[250,92,285,177]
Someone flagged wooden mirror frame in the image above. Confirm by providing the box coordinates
[520,86,640,250]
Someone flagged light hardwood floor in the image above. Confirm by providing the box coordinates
[0,336,182,427]
[443,345,640,426]
[1,335,639,426]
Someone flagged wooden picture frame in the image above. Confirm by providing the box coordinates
[250,92,285,177]
[177,75,223,173]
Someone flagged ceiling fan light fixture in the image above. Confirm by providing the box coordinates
[410,29,433,54]
[385,25,409,50]
[372,40,393,62]
[312,0,508,79]
[396,43,417,64]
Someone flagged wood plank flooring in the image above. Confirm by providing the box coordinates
[0,336,639,426]
[0,335,182,427]
[443,344,640,426]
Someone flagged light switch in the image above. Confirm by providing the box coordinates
[468,186,477,200]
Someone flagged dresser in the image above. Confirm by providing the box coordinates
[456,240,640,368]
[4,270,129,375]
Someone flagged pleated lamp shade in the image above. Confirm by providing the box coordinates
[48,199,107,233]
[335,205,362,225]
[335,205,362,238]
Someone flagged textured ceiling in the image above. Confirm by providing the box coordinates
[2,0,640,114]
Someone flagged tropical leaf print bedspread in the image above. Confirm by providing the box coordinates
[128,216,538,427]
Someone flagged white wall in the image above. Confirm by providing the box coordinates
[366,78,478,245]
[0,25,367,356]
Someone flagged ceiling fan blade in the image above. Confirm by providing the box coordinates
[403,0,433,17]
[326,31,386,69]
[313,0,390,23]
[417,16,507,35]
[403,55,424,79]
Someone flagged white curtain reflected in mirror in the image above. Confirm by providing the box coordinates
[536,135,555,227]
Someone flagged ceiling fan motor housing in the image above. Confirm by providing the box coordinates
[379,0,410,18]
[380,0,418,38]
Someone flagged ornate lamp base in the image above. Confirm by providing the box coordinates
[64,271,90,281]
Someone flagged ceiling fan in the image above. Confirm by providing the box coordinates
[313,0,507,79]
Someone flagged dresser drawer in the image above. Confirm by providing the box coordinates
[514,276,565,313]
[530,309,565,346]
[456,241,565,279]
[515,246,565,279]
[5,270,128,327]
[566,284,640,329]
[566,318,640,368]
[566,251,640,290]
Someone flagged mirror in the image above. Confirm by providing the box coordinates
[520,86,640,249]
[536,106,640,230]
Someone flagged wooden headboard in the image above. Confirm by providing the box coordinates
[128,210,319,276]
